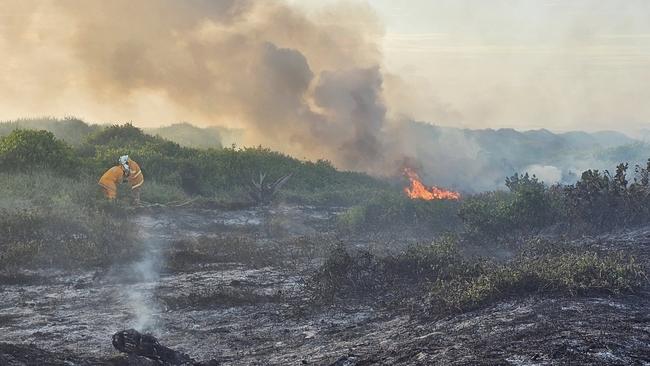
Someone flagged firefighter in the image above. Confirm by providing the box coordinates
[98,155,144,203]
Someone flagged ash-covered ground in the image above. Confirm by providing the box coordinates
[1,205,649,365]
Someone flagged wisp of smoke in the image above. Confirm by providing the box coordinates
[127,246,163,332]
[117,217,164,333]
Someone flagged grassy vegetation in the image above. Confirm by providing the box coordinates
[0,172,141,269]
[0,169,191,270]
[428,251,643,313]
[337,191,462,233]
[307,238,646,314]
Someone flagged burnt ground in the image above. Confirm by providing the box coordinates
[1,205,650,365]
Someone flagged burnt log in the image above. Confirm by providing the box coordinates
[112,329,217,366]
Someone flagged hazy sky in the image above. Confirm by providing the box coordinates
[1,0,650,135]
[294,0,650,134]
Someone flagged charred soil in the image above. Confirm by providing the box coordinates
[1,205,649,365]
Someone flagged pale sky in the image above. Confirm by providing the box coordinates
[294,0,650,134]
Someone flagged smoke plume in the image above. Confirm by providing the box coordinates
[0,0,399,172]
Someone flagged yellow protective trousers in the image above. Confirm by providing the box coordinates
[98,166,124,200]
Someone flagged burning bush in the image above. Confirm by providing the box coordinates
[402,167,460,201]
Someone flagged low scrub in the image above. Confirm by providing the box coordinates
[337,192,462,233]
[0,208,139,269]
[427,251,644,313]
[0,129,77,173]
[0,172,141,269]
[307,238,646,315]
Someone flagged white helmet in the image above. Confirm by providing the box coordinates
[119,155,130,172]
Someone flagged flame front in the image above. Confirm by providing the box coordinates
[403,168,460,201]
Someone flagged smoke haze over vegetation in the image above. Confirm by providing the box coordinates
[2,0,650,185]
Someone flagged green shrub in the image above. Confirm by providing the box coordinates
[337,206,366,231]
[506,173,561,229]
[0,129,77,174]
[307,238,478,302]
[458,190,514,237]
[460,173,564,238]
[85,123,153,147]
[0,121,391,205]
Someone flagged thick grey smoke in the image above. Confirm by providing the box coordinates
[0,0,393,171]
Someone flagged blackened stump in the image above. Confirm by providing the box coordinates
[112,329,217,366]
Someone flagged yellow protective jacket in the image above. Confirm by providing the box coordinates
[98,166,125,199]
[98,159,144,199]
[126,159,144,190]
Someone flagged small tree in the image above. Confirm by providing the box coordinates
[506,173,559,231]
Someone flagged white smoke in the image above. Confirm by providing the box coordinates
[524,164,563,185]
[118,216,164,333]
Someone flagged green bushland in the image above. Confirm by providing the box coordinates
[0,120,394,272]
[3,117,650,274]
[459,173,563,237]
[0,120,392,205]
[308,238,646,314]
[0,129,78,173]
[459,161,650,238]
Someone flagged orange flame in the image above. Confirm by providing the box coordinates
[403,168,460,201]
